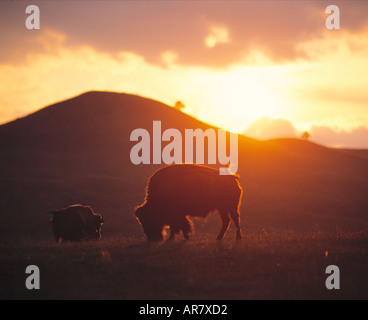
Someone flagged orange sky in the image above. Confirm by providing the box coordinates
[1,1,368,148]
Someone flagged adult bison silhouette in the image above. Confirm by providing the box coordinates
[135,164,243,241]
[50,204,104,242]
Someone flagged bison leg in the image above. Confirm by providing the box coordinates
[169,217,193,240]
[169,225,180,240]
[181,217,193,240]
[52,224,60,243]
[216,212,231,240]
[230,210,243,240]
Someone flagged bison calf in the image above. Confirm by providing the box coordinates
[50,204,104,243]
[135,164,243,241]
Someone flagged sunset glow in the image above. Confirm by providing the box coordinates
[1,1,368,148]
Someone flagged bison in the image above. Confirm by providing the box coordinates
[50,204,104,243]
[135,164,243,241]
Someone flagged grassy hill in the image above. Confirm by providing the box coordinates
[1,91,368,300]
[0,91,367,242]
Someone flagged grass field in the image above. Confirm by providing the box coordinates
[1,231,368,300]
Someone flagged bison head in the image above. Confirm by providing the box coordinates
[85,214,104,239]
[135,205,164,241]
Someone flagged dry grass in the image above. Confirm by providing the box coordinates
[1,231,368,300]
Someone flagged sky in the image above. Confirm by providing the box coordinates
[1,0,368,148]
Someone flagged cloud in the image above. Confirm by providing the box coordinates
[2,1,368,67]
[205,27,229,48]
[310,125,368,149]
[243,116,299,140]
[161,50,178,66]
[243,117,368,149]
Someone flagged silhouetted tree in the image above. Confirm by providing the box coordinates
[301,131,311,141]
[174,101,185,111]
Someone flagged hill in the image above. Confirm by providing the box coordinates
[0,91,367,242]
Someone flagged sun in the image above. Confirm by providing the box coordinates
[221,70,283,121]
[194,65,287,132]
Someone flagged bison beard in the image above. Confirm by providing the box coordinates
[135,164,243,241]
[50,204,104,243]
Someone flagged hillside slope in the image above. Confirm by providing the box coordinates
[0,91,367,241]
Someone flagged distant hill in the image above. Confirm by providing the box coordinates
[0,91,367,241]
